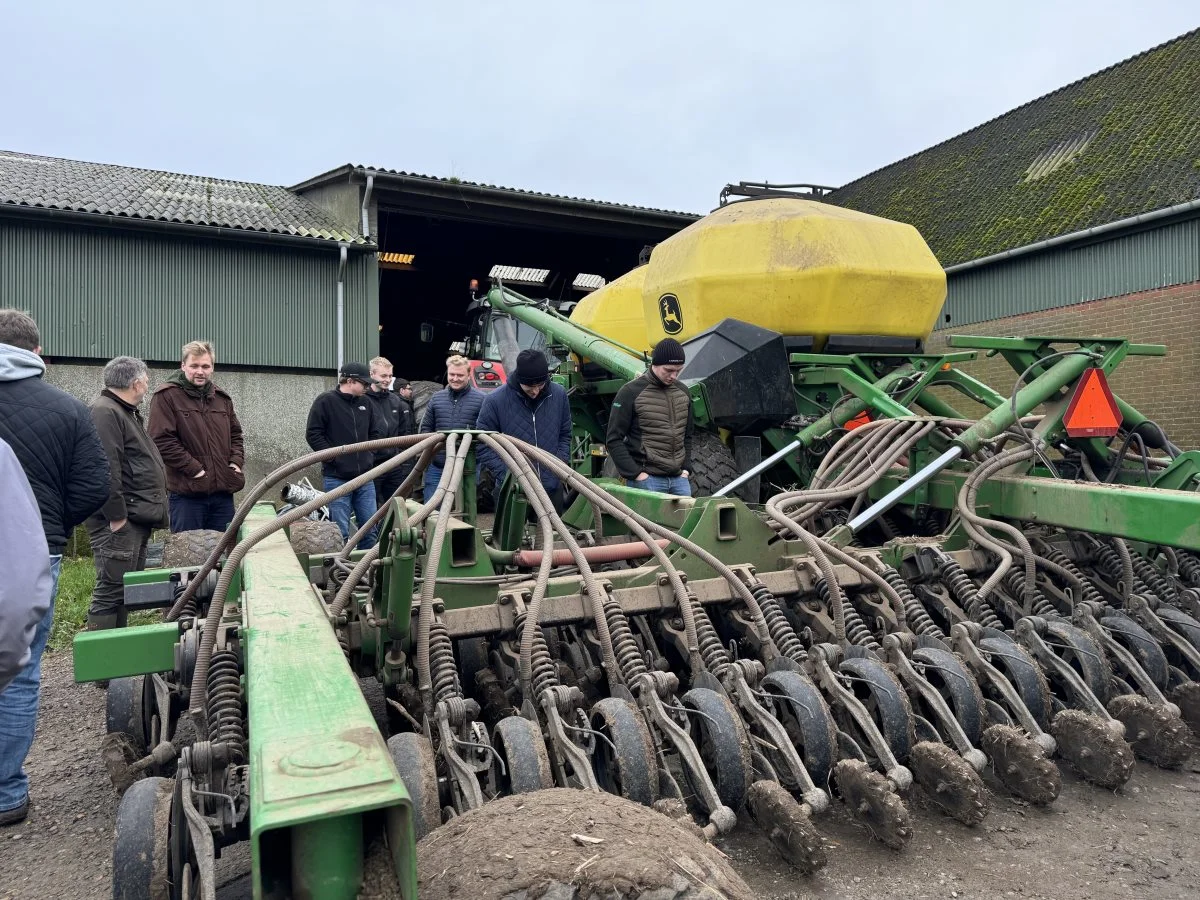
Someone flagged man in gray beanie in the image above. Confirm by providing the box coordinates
[605,338,694,496]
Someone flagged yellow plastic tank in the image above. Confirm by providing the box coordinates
[640,198,946,350]
[569,264,652,354]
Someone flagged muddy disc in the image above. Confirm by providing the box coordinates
[1168,681,1200,737]
[980,724,1061,805]
[1107,694,1194,769]
[908,741,990,826]
[833,759,912,850]
[746,780,828,875]
[1050,709,1135,789]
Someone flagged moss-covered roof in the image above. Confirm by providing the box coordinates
[826,29,1200,267]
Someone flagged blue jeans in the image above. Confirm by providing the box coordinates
[323,476,378,550]
[423,464,443,504]
[169,492,235,532]
[629,474,692,497]
[0,555,61,813]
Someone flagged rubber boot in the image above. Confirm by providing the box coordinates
[115,606,129,628]
[86,613,119,688]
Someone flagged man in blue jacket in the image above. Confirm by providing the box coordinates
[419,355,485,501]
[476,350,572,511]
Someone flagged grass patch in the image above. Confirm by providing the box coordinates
[48,558,161,653]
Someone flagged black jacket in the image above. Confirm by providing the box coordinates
[305,388,383,480]
[605,370,694,479]
[90,390,169,528]
[365,388,411,459]
[0,343,109,553]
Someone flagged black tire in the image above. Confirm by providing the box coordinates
[493,716,554,795]
[1043,621,1113,705]
[590,697,659,805]
[838,656,915,762]
[1102,612,1170,689]
[688,431,741,500]
[911,647,986,746]
[161,530,224,569]
[107,676,147,755]
[680,687,752,812]
[113,776,172,900]
[288,519,345,555]
[387,733,441,840]
[761,670,838,787]
[409,380,442,428]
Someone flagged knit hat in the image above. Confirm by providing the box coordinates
[393,377,410,389]
[652,338,686,367]
[514,349,550,385]
[339,361,374,385]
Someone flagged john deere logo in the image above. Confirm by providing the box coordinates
[658,294,683,335]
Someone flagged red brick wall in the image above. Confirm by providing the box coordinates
[926,279,1200,449]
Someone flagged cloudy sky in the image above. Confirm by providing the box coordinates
[4,2,1196,213]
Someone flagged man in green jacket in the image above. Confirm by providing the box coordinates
[87,357,168,630]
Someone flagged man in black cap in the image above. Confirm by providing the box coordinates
[476,349,573,510]
[305,362,384,549]
[605,338,694,496]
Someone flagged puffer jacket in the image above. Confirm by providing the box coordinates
[476,380,572,492]
[0,342,109,553]
[148,370,245,496]
[419,385,484,467]
[605,370,694,479]
[90,390,169,527]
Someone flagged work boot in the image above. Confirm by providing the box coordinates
[0,798,29,827]
[86,613,120,688]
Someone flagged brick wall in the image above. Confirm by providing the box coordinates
[926,279,1200,449]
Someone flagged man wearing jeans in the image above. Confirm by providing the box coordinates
[0,309,108,827]
[305,362,383,549]
[605,338,694,497]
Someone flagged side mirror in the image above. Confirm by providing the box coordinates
[420,323,434,343]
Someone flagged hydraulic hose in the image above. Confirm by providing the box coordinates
[336,438,440,560]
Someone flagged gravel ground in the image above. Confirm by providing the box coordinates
[2,652,1197,900]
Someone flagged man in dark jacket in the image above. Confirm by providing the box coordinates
[86,357,169,631]
[366,356,410,509]
[148,340,245,533]
[419,355,484,501]
[306,362,383,549]
[477,350,572,510]
[605,338,694,497]
[0,309,108,827]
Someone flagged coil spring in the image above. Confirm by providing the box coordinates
[690,593,731,678]
[750,582,808,663]
[429,620,461,703]
[877,512,901,541]
[916,506,945,537]
[1004,567,1058,618]
[941,560,1003,629]
[173,583,198,621]
[881,566,944,639]
[206,650,246,763]
[1177,552,1200,589]
[515,612,560,698]
[603,595,647,684]
[1037,545,1105,607]
[1131,553,1178,603]
[819,578,879,651]
[1090,540,1126,585]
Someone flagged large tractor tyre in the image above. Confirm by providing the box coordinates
[112,776,173,900]
[416,788,754,900]
[409,380,442,428]
[689,431,741,499]
[288,519,345,556]
[161,530,224,569]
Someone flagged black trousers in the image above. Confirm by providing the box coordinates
[86,517,151,618]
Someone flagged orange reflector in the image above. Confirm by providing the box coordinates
[846,411,872,431]
[1063,367,1122,438]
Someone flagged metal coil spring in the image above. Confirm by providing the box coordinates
[1004,567,1058,618]
[1037,545,1105,607]
[819,578,879,651]
[1177,552,1200,589]
[749,582,808,663]
[881,566,944,639]
[603,596,648,684]
[916,506,945,537]
[1131,552,1178,603]
[940,560,1003,629]
[429,619,461,703]
[877,512,900,541]
[207,650,246,763]
[972,595,1007,630]
[515,612,560,698]
[173,584,198,621]
[689,592,731,678]
[1090,541,1127,585]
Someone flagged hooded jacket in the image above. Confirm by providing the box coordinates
[90,389,169,527]
[0,436,54,692]
[476,380,572,492]
[0,342,109,554]
[306,387,384,480]
[148,370,246,497]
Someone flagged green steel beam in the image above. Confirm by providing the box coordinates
[73,622,180,682]
[871,469,1200,551]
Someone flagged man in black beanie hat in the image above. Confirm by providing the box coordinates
[476,349,573,510]
[605,338,693,496]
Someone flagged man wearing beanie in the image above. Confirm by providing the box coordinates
[605,338,694,496]
[476,349,572,511]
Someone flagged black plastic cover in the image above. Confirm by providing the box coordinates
[823,334,924,355]
[680,318,794,431]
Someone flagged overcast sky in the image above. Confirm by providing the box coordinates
[3,2,1196,213]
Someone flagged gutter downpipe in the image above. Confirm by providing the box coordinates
[360,173,375,239]
[945,197,1200,275]
[336,244,348,372]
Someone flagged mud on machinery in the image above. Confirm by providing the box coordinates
[76,196,1200,899]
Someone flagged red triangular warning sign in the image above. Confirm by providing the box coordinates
[1063,367,1122,438]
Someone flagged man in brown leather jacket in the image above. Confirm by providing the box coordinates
[149,341,245,532]
[87,357,168,630]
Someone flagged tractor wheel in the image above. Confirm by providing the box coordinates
[112,776,172,900]
[387,733,442,840]
[409,380,442,428]
[416,788,754,900]
[161,530,224,569]
[689,430,741,499]
[288,519,345,555]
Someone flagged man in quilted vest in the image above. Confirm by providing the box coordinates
[605,338,694,497]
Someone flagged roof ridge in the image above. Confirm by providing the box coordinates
[830,26,1200,197]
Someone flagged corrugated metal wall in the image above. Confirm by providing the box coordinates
[940,215,1200,329]
[0,217,378,368]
